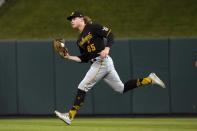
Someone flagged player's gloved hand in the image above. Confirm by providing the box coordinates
[98,47,110,59]
[54,39,69,58]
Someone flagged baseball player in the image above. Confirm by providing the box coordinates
[54,11,166,125]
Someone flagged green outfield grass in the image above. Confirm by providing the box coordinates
[0,117,197,131]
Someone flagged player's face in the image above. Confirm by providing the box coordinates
[70,17,83,29]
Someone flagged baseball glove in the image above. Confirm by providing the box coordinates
[53,39,68,58]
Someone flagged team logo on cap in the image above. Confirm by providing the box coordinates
[102,26,109,31]
[71,12,74,16]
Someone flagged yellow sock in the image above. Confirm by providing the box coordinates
[69,110,77,120]
[141,77,152,85]
[136,78,152,87]
[136,79,141,87]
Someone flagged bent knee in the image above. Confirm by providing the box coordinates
[113,87,124,94]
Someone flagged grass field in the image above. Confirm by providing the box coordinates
[0,0,197,39]
[0,117,197,131]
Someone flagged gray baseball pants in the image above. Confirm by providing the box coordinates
[78,55,124,93]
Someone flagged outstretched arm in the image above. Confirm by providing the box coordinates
[64,53,82,63]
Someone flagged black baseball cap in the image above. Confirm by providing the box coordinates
[67,11,84,21]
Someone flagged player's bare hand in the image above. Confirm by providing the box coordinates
[64,53,70,59]
[98,47,110,59]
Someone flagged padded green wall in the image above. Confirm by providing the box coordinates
[0,38,196,115]
[0,41,17,115]
[170,38,197,113]
[131,39,170,114]
[17,40,55,114]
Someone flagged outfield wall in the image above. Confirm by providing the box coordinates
[0,38,197,115]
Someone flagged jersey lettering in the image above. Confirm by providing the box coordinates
[78,32,92,47]
[87,43,96,52]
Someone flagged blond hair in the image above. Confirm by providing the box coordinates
[83,16,93,24]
